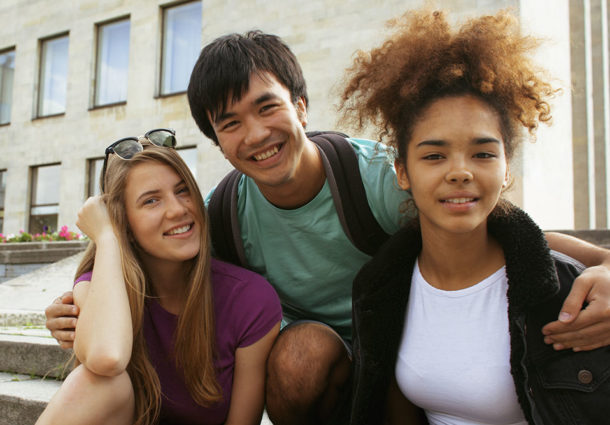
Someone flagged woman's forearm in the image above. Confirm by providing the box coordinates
[73,231,133,376]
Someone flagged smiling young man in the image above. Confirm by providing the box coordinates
[46,31,610,425]
[207,73,324,209]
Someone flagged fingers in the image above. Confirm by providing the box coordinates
[543,320,610,351]
[51,330,76,350]
[77,196,112,240]
[556,272,594,323]
[50,291,74,306]
[47,316,78,332]
[45,301,78,325]
[542,305,610,351]
[542,265,610,352]
[45,292,79,347]
[46,316,77,349]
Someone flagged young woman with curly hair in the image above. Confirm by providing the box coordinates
[341,9,610,425]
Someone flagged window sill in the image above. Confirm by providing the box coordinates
[32,112,65,121]
[88,101,127,111]
[154,90,187,100]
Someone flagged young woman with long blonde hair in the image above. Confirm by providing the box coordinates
[37,132,281,425]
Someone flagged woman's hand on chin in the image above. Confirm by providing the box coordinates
[77,196,115,242]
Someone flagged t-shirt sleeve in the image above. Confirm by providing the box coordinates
[349,138,413,235]
[231,273,282,348]
[204,186,214,208]
[74,271,93,287]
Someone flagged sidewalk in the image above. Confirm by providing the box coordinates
[0,254,79,326]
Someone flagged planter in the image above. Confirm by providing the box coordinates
[0,241,88,283]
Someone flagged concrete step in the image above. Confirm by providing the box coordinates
[0,330,273,424]
[0,372,61,425]
[0,328,72,379]
[0,310,46,327]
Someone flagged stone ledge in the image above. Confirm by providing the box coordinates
[0,241,88,252]
[0,241,88,265]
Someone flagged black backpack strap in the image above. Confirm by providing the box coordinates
[209,131,391,265]
[208,169,247,267]
[307,131,391,256]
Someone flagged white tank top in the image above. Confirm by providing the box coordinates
[395,261,527,425]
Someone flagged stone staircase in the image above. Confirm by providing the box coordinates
[0,253,78,425]
[0,328,71,425]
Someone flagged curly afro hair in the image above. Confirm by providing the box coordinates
[340,9,560,163]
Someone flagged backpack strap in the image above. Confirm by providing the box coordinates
[208,131,392,266]
[208,168,247,267]
[307,131,391,256]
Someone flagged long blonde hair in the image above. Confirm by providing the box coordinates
[75,145,221,425]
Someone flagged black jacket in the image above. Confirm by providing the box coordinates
[351,205,610,425]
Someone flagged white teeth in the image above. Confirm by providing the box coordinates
[253,146,279,161]
[444,198,475,204]
[166,224,191,235]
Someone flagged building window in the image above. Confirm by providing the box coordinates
[0,169,6,233]
[160,2,201,95]
[38,34,69,117]
[87,157,104,197]
[29,164,60,234]
[0,48,15,125]
[178,146,197,180]
[95,18,130,106]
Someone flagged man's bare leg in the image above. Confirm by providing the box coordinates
[266,322,352,425]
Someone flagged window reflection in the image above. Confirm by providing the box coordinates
[0,49,15,125]
[161,2,201,95]
[38,35,69,116]
[178,146,197,181]
[95,19,130,106]
[29,164,60,234]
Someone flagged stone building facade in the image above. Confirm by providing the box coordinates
[0,0,608,235]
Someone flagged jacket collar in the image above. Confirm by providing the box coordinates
[353,203,560,313]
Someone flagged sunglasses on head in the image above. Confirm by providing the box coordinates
[101,128,177,192]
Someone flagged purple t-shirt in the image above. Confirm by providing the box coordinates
[75,258,282,424]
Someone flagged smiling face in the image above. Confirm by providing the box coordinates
[209,72,315,195]
[124,161,200,265]
[395,95,509,238]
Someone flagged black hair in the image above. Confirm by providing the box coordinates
[187,30,308,145]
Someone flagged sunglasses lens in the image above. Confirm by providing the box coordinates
[148,130,176,148]
[113,139,142,159]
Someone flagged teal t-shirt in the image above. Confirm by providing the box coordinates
[205,138,410,340]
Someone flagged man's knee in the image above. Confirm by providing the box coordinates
[267,322,350,402]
